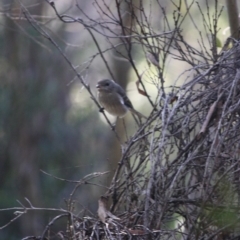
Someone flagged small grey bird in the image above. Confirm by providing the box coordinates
[97,196,120,223]
[96,79,146,119]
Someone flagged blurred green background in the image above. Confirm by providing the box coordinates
[0,1,115,238]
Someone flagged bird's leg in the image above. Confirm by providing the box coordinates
[98,107,116,131]
[110,118,119,131]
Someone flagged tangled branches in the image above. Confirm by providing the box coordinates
[105,42,240,239]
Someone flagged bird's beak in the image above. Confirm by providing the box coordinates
[96,83,100,89]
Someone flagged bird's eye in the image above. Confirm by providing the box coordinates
[105,83,109,86]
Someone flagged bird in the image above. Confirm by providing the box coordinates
[96,79,147,119]
[97,196,120,223]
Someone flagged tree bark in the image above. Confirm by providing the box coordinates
[226,0,239,40]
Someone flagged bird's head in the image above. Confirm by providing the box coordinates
[96,79,115,93]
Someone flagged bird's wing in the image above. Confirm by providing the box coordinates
[122,94,134,109]
[115,85,134,109]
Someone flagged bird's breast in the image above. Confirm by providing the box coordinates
[98,92,128,117]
